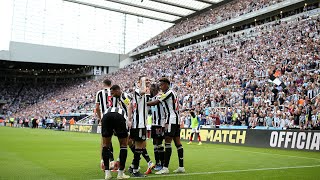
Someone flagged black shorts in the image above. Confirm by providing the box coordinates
[130,128,147,141]
[151,126,164,139]
[164,124,181,137]
[101,112,128,139]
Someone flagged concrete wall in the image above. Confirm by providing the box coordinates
[120,57,133,68]
[1,41,123,67]
[0,50,10,60]
[109,67,119,73]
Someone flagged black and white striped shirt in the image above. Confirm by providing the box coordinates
[132,89,150,129]
[151,95,166,127]
[159,89,180,125]
[96,88,116,117]
[112,92,131,117]
[106,107,127,118]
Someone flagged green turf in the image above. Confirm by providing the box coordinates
[0,127,319,180]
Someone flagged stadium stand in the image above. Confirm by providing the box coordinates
[132,0,286,53]
[1,2,320,131]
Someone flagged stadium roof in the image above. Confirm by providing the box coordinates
[63,0,225,23]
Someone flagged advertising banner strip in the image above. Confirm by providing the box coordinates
[180,128,320,151]
[67,125,320,151]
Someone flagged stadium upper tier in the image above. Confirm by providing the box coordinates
[3,9,320,130]
[131,0,286,53]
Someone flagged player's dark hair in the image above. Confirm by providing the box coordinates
[110,85,120,91]
[190,111,196,118]
[159,77,170,84]
[103,79,112,86]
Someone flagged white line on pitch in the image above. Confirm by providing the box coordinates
[137,164,320,179]
[91,164,320,179]
[215,147,320,161]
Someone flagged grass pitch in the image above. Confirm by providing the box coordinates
[0,127,319,180]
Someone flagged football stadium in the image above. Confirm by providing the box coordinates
[0,0,320,179]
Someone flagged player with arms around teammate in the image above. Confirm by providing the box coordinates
[100,85,132,180]
[96,79,117,169]
[147,77,185,174]
[149,83,166,171]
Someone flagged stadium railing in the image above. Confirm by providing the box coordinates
[76,114,94,125]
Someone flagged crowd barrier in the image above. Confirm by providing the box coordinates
[65,125,319,151]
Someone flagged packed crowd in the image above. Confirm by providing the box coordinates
[0,80,96,121]
[133,0,285,53]
[127,14,320,130]
[2,11,320,130]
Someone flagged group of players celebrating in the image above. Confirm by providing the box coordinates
[95,76,185,179]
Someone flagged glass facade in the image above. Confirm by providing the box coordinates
[6,0,224,54]
[10,0,173,54]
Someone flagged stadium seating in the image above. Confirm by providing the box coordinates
[132,0,286,53]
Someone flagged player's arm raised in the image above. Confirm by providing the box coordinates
[139,77,147,95]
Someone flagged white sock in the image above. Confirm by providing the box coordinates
[118,170,123,176]
[105,170,111,176]
[133,169,139,173]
